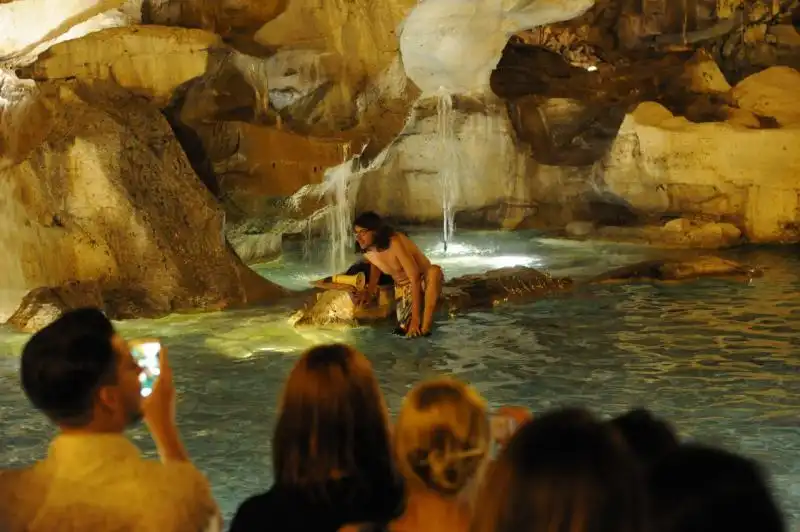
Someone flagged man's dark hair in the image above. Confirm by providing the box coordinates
[353,211,394,252]
[20,307,118,427]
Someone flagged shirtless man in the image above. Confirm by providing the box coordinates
[353,212,443,337]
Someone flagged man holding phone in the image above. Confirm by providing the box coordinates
[0,308,220,532]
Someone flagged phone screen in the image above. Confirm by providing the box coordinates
[130,341,161,398]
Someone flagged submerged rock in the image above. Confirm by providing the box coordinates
[442,266,574,314]
[292,266,574,328]
[7,280,171,333]
[589,256,762,283]
[292,256,760,329]
[0,77,286,331]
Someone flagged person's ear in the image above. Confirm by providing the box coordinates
[96,385,120,413]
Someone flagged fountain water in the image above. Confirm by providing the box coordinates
[324,143,353,273]
[436,89,458,251]
[285,103,422,273]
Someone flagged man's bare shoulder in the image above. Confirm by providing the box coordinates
[391,233,416,252]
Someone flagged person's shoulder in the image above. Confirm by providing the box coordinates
[0,467,46,529]
[229,490,277,530]
[389,232,410,249]
[137,460,215,503]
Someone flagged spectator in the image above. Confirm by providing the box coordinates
[0,307,219,532]
[648,443,785,532]
[230,344,404,532]
[609,408,679,471]
[470,407,649,532]
[390,377,493,532]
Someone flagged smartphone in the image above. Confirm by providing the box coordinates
[130,339,161,398]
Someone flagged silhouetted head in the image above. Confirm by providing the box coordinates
[648,443,785,532]
[353,211,394,252]
[394,377,491,499]
[609,408,679,471]
[20,307,144,431]
[471,407,649,532]
[273,344,402,509]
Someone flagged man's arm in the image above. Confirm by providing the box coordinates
[394,237,422,328]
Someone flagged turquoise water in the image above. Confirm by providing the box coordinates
[0,231,798,527]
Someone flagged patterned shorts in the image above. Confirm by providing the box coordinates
[394,280,426,331]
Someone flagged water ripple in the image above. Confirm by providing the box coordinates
[0,236,798,527]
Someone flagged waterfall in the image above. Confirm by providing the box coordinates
[436,89,458,251]
[324,143,354,273]
[286,102,422,273]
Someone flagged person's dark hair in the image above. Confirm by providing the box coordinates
[20,307,117,427]
[609,408,679,471]
[471,407,649,532]
[648,443,785,532]
[273,344,404,516]
[353,211,394,252]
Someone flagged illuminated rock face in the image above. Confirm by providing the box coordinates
[24,26,223,107]
[356,97,532,226]
[603,100,800,243]
[0,74,285,327]
[0,0,136,68]
[399,0,595,95]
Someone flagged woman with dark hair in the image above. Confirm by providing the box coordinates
[470,407,649,532]
[648,444,785,532]
[608,408,680,472]
[229,344,405,531]
[352,211,444,337]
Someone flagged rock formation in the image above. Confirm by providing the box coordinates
[0,71,285,329]
[290,255,761,328]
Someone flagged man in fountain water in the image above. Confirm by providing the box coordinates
[353,211,444,337]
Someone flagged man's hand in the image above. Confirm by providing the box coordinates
[142,347,189,462]
[354,288,376,308]
[142,346,175,431]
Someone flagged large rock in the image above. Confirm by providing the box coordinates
[252,0,419,138]
[731,66,800,126]
[399,0,595,95]
[0,69,51,168]
[356,96,532,225]
[0,75,286,328]
[143,0,286,46]
[24,26,223,107]
[0,0,135,68]
[601,101,800,243]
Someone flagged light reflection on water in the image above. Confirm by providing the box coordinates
[0,231,798,527]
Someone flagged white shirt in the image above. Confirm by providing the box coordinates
[0,433,220,532]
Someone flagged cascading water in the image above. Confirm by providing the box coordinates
[325,143,353,273]
[286,103,421,272]
[436,89,458,252]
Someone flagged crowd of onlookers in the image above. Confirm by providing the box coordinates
[0,308,789,531]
